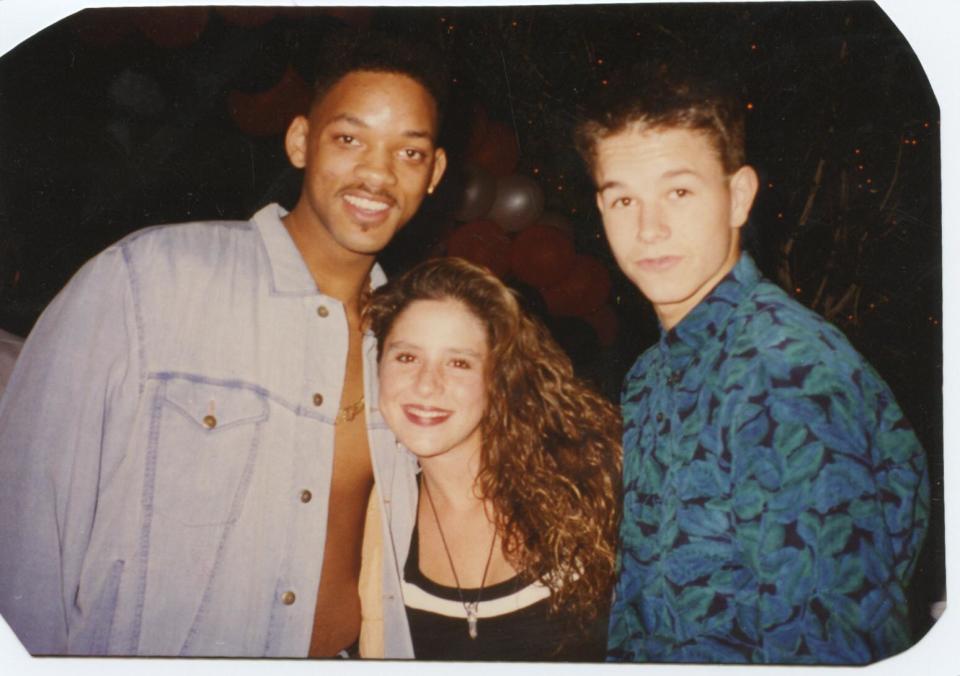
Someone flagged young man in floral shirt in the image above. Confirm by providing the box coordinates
[576,62,929,664]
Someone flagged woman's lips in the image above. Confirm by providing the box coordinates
[402,404,452,426]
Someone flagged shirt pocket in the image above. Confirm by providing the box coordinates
[153,377,268,526]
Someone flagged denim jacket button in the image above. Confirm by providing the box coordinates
[312,393,323,406]
[300,489,312,503]
[281,591,296,605]
[202,414,217,429]
[316,305,329,318]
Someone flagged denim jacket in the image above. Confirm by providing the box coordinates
[0,204,419,657]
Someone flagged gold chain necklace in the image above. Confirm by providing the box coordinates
[334,395,364,425]
[422,477,497,640]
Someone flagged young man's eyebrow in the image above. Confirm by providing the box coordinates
[662,168,701,180]
[599,168,701,194]
[598,180,623,194]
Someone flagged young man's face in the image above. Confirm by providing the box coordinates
[285,70,447,258]
[594,126,757,329]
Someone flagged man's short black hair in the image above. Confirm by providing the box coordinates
[312,31,449,126]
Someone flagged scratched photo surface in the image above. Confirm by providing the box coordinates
[0,0,943,663]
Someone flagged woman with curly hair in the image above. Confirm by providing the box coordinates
[364,256,621,660]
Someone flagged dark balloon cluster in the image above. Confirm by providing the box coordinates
[442,114,616,346]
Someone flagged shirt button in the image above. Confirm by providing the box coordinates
[202,415,217,429]
[656,412,664,422]
[300,489,312,503]
[281,591,296,605]
[316,305,329,318]
[313,393,323,406]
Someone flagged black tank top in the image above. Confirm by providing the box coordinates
[402,521,607,661]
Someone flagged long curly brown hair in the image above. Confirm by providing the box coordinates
[365,257,622,629]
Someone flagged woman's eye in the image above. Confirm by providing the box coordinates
[395,352,415,363]
[612,197,633,208]
[450,359,471,369]
[335,134,358,146]
[402,148,426,161]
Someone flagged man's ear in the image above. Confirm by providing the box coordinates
[428,147,448,194]
[284,115,309,169]
[729,165,759,229]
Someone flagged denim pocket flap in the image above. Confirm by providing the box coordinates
[163,379,268,431]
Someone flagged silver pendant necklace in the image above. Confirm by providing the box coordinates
[422,477,497,640]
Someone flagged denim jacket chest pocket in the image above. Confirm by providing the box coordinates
[153,377,269,526]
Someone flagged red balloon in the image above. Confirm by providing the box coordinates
[228,65,313,137]
[510,224,576,289]
[133,7,210,49]
[467,121,519,177]
[542,255,612,317]
[446,221,511,278]
[584,305,619,347]
[487,174,545,233]
[536,211,576,238]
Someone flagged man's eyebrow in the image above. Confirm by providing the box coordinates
[598,180,623,194]
[328,114,434,142]
[598,168,701,193]
[330,113,369,128]
[402,129,434,141]
[662,168,700,180]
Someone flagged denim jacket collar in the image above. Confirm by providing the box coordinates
[252,203,387,297]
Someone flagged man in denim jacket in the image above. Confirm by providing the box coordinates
[0,35,447,657]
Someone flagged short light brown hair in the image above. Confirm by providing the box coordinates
[575,60,746,176]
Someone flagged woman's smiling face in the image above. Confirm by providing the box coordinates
[378,298,489,463]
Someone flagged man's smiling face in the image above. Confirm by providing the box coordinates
[285,70,447,259]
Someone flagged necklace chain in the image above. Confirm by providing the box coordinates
[334,395,364,425]
[422,477,497,640]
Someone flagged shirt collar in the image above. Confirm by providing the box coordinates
[252,203,387,296]
[659,253,762,363]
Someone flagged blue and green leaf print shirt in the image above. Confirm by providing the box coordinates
[608,253,929,664]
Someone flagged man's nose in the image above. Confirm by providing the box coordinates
[636,203,668,243]
[355,146,398,190]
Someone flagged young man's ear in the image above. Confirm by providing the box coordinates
[284,115,310,169]
[729,165,759,229]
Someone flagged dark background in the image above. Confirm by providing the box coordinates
[0,2,943,644]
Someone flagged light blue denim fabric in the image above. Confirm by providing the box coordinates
[0,204,419,657]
